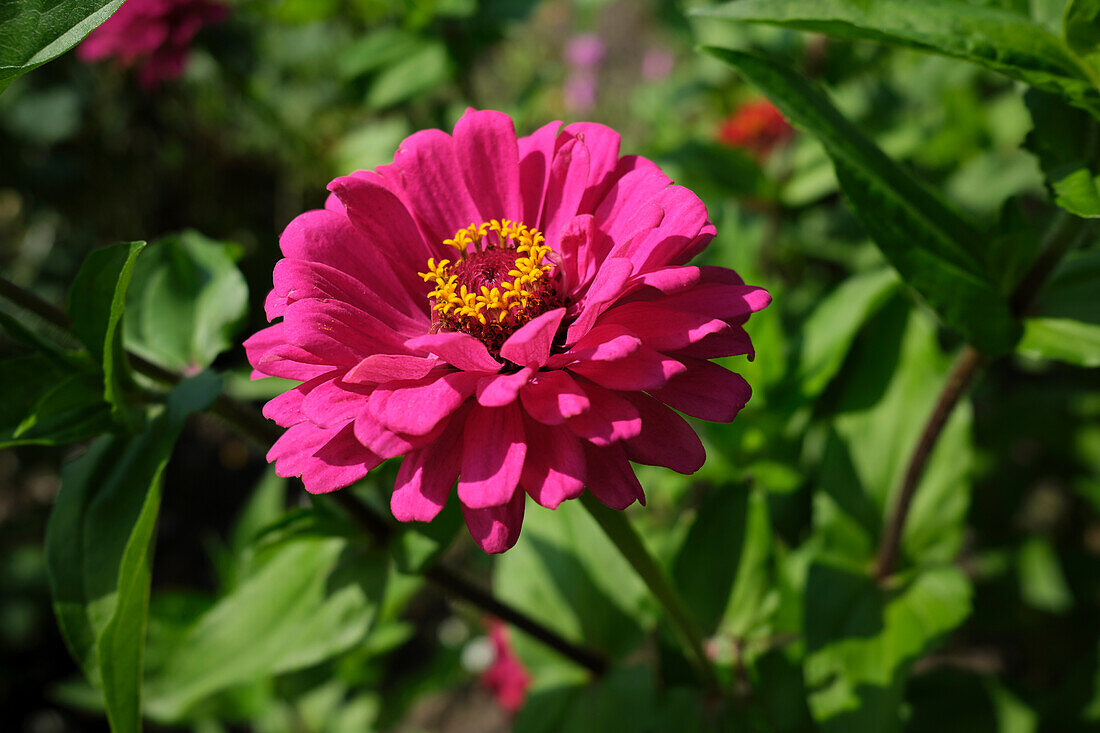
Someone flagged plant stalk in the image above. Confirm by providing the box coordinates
[580,492,720,695]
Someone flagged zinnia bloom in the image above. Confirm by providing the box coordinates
[246,109,770,553]
[718,99,793,158]
[481,620,530,714]
[78,0,226,88]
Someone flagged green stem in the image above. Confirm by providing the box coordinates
[580,492,720,695]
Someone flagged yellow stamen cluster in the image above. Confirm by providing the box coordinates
[418,220,554,326]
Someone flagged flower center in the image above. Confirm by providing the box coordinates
[419,220,561,353]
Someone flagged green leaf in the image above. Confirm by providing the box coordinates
[390,494,462,574]
[697,0,1100,119]
[45,372,221,733]
[366,41,451,109]
[68,241,146,425]
[798,268,900,398]
[804,561,972,732]
[819,303,975,567]
[1018,318,1100,365]
[1018,251,1100,366]
[0,355,111,447]
[125,231,248,373]
[1065,0,1100,61]
[0,0,125,92]
[495,500,652,672]
[143,536,386,722]
[704,48,1019,354]
[1017,535,1074,613]
[1024,89,1100,217]
[1053,168,1100,216]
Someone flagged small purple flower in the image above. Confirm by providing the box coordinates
[642,47,674,81]
[564,34,606,70]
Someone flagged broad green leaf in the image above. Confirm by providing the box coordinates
[798,268,900,398]
[0,0,125,92]
[1017,251,1100,365]
[804,561,972,732]
[1024,89,1100,217]
[143,536,386,722]
[1053,168,1100,216]
[0,355,111,447]
[1065,0,1100,62]
[45,372,221,733]
[390,494,462,574]
[125,232,248,373]
[671,484,751,633]
[1018,317,1100,365]
[697,0,1100,119]
[705,48,1019,354]
[495,500,652,676]
[366,41,451,109]
[819,303,974,566]
[68,241,146,425]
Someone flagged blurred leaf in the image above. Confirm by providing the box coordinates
[68,241,146,426]
[366,41,451,109]
[1017,536,1074,613]
[0,0,126,92]
[125,231,248,373]
[330,117,410,176]
[1018,318,1100,365]
[798,268,900,398]
[4,371,113,447]
[1053,168,1100,216]
[698,0,1100,119]
[390,494,462,574]
[144,537,386,722]
[338,27,422,79]
[495,500,652,668]
[986,201,1043,293]
[1065,0,1100,62]
[804,561,972,732]
[672,484,751,633]
[45,372,221,733]
[705,49,1019,354]
[1024,89,1100,216]
[819,304,974,566]
[1018,251,1100,365]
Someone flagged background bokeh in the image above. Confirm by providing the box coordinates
[2,0,1099,731]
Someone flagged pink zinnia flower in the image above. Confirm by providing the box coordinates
[78,0,227,88]
[480,620,530,714]
[718,99,793,159]
[245,109,770,553]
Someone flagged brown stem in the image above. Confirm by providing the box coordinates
[873,345,985,581]
[0,275,608,676]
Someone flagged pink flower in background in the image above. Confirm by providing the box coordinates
[718,99,793,159]
[563,33,605,113]
[78,0,226,88]
[481,621,530,714]
[642,47,674,81]
[246,109,769,553]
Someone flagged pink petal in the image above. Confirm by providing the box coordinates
[353,407,442,459]
[565,380,642,446]
[345,354,440,384]
[368,371,480,435]
[519,370,590,425]
[655,284,772,320]
[406,332,502,373]
[517,120,562,225]
[583,443,645,510]
[521,420,585,509]
[245,323,332,381]
[649,359,752,422]
[386,128,482,247]
[540,137,590,249]
[569,344,685,391]
[606,185,712,273]
[458,404,526,509]
[282,299,410,366]
[596,302,728,352]
[564,257,634,344]
[326,171,437,283]
[391,414,466,522]
[454,109,522,222]
[562,122,621,214]
[499,308,566,368]
[477,368,534,407]
[261,371,340,428]
[555,214,613,295]
[672,324,756,360]
[267,422,380,494]
[462,488,526,554]
[300,377,372,429]
[594,165,672,241]
[622,393,705,474]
